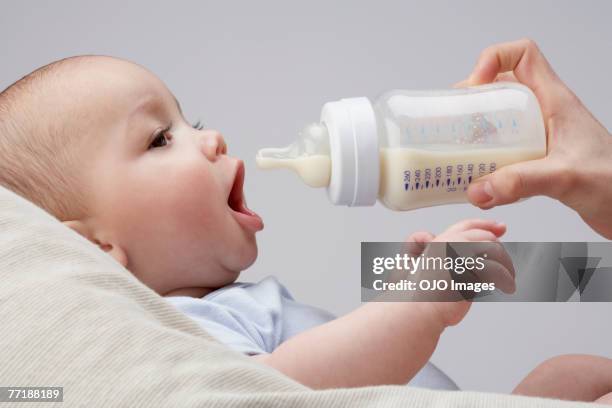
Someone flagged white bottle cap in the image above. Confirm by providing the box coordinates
[321,97,380,206]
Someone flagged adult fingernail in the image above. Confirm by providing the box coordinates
[470,181,494,205]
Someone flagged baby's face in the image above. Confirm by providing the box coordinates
[67,57,263,296]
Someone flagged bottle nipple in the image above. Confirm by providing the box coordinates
[256,123,331,188]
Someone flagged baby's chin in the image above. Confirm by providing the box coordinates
[231,239,259,275]
[234,219,259,250]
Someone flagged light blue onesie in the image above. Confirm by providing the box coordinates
[166,276,458,390]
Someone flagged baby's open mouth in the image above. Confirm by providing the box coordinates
[228,162,248,213]
[228,161,264,232]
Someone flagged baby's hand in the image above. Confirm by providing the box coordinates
[408,219,506,246]
[406,219,515,327]
[405,219,505,261]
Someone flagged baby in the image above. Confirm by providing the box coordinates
[1,55,611,404]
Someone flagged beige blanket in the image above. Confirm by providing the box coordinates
[0,186,595,407]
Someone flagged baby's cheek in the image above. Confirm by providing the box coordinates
[117,160,224,239]
[161,165,224,225]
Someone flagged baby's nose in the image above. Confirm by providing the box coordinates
[200,130,227,161]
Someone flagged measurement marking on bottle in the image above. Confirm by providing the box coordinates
[401,162,498,193]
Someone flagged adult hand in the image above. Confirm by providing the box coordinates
[456,39,612,239]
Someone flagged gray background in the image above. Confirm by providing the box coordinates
[2,0,610,394]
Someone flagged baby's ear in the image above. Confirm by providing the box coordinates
[62,220,95,242]
[62,220,128,268]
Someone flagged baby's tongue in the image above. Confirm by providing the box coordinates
[241,197,256,216]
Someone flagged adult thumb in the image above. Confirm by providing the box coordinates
[466,158,556,209]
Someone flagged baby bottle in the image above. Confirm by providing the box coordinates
[257,82,546,211]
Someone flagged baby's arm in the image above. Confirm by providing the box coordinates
[255,219,508,389]
[255,294,449,388]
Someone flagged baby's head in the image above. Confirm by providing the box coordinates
[0,56,263,296]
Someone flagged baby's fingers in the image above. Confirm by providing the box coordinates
[460,229,500,242]
[405,231,436,257]
[448,241,516,294]
[471,258,516,294]
[406,231,436,243]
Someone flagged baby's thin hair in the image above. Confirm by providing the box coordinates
[0,56,92,220]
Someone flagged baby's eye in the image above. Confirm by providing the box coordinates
[148,127,172,150]
[192,120,204,130]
